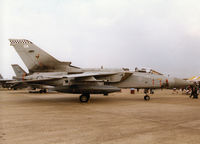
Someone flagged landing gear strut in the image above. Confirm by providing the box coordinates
[150,89,154,94]
[144,88,151,101]
[79,93,90,103]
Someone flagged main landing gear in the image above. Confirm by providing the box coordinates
[39,89,47,93]
[144,95,150,101]
[29,89,47,93]
[79,93,90,103]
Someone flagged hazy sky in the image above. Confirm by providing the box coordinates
[1,0,200,78]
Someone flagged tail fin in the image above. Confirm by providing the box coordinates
[0,74,3,79]
[11,64,27,79]
[9,39,71,73]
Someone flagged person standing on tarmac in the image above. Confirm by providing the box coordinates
[198,82,200,94]
[192,83,198,99]
[190,85,194,98]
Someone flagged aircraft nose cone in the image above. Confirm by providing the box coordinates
[173,78,192,88]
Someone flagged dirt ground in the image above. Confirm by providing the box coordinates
[0,89,200,144]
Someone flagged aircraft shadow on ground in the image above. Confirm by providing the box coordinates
[16,95,146,104]
[6,90,161,104]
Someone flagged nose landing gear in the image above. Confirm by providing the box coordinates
[144,88,153,101]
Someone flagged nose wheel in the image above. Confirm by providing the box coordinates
[79,93,90,103]
[144,95,150,101]
[39,89,47,93]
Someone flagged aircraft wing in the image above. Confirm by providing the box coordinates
[46,72,118,79]
[0,79,13,83]
[9,78,59,88]
[10,72,118,88]
[10,78,58,84]
[0,80,11,82]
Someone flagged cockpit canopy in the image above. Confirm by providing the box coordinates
[135,67,163,75]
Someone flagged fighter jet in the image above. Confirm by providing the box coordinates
[0,74,3,79]
[9,39,192,102]
[11,64,27,80]
[0,74,6,87]
[10,64,54,92]
[186,76,200,83]
[0,66,28,89]
[0,74,14,88]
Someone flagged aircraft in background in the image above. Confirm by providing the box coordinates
[0,74,14,88]
[0,74,3,79]
[0,66,27,89]
[10,64,54,92]
[9,39,192,102]
[185,76,200,83]
[11,64,27,80]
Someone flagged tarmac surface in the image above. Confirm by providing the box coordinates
[0,89,200,144]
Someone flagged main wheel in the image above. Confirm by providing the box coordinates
[79,94,90,103]
[13,88,17,90]
[2,84,6,88]
[43,89,47,93]
[144,95,150,101]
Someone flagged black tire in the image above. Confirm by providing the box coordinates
[150,89,154,94]
[144,95,150,101]
[79,94,90,103]
[39,90,43,93]
[193,94,198,99]
[43,89,47,93]
[2,84,6,88]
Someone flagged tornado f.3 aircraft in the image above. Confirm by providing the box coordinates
[0,66,28,89]
[0,74,15,88]
[10,64,54,91]
[9,39,191,102]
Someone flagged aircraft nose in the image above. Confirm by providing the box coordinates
[173,77,193,88]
